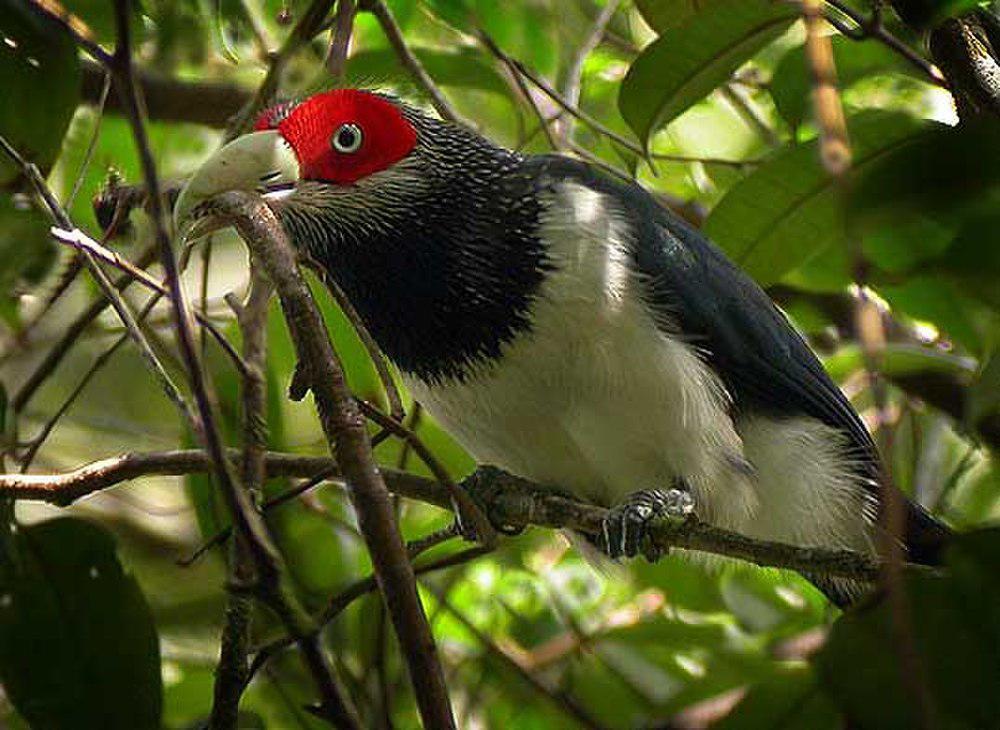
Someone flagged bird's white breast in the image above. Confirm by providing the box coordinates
[404,182,755,527]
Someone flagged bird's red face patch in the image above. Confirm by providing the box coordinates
[256,90,417,184]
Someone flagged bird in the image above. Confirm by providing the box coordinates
[175,88,951,605]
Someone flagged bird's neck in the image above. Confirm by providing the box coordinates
[282,154,551,383]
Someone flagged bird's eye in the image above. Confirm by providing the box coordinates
[331,123,363,154]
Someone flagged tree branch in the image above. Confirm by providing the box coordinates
[81,59,252,129]
[202,191,457,729]
[0,452,916,584]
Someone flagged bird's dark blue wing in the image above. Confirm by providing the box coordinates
[631,204,880,474]
[530,155,879,480]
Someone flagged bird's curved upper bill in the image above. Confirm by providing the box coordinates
[173,129,300,239]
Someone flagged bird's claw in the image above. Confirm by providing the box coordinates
[602,487,694,561]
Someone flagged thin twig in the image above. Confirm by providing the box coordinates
[18,285,171,470]
[360,0,467,125]
[68,71,112,210]
[226,0,339,139]
[558,0,621,146]
[177,464,340,568]
[25,0,113,65]
[210,265,273,729]
[8,244,158,412]
[478,30,646,159]
[648,150,763,167]
[357,400,495,545]
[426,584,608,730]
[719,83,781,148]
[15,239,206,471]
[824,0,946,86]
[48,227,249,376]
[504,53,561,151]
[248,540,488,684]
[316,268,404,421]
[238,0,275,59]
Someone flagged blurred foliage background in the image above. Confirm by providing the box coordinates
[0,0,999,727]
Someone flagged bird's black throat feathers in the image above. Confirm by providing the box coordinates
[278,108,552,382]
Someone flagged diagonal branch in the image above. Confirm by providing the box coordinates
[203,190,457,729]
[360,0,466,125]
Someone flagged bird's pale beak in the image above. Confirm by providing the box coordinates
[173,129,300,239]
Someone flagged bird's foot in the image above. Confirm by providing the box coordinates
[602,486,694,562]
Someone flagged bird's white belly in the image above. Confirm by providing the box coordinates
[404,294,744,513]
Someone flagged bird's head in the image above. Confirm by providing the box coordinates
[173,89,431,234]
[175,88,544,381]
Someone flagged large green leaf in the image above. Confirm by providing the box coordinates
[849,115,1000,227]
[770,36,917,129]
[703,112,928,286]
[0,518,162,730]
[0,1,81,184]
[619,0,797,145]
[714,665,841,730]
[815,528,1000,729]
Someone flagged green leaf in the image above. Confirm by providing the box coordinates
[635,0,719,33]
[815,528,1000,729]
[619,0,797,145]
[0,518,162,730]
[770,36,916,129]
[0,1,81,184]
[703,112,927,285]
